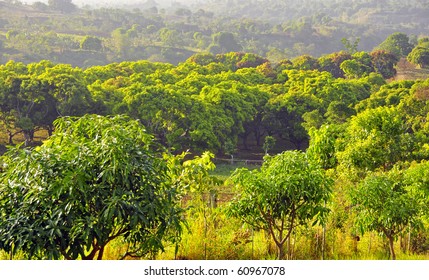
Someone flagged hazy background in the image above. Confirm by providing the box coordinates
[20,0,198,8]
[2,0,428,66]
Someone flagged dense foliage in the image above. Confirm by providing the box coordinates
[0,48,407,156]
[0,115,184,260]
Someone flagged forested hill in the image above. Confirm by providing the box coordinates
[1,0,429,67]
[193,0,429,24]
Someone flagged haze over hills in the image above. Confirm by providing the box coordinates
[1,0,428,67]
[20,0,194,8]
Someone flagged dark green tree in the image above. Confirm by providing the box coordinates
[210,32,242,54]
[80,36,103,52]
[370,50,399,79]
[0,115,184,260]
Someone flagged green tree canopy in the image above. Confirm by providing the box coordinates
[228,150,332,259]
[375,32,414,57]
[407,46,429,68]
[338,106,415,171]
[0,114,184,260]
[80,36,103,52]
[351,170,421,260]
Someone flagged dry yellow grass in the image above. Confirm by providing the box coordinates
[393,58,429,81]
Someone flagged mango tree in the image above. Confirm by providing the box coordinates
[350,170,421,260]
[228,151,332,259]
[0,114,184,260]
[337,106,415,171]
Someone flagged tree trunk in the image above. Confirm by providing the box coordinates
[47,125,54,136]
[23,130,31,146]
[254,128,263,146]
[388,236,396,260]
[97,246,105,260]
[8,131,13,145]
[277,243,285,260]
[322,226,326,260]
[241,133,249,150]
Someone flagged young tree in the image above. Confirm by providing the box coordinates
[224,139,237,164]
[262,135,276,155]
[0,115,184,260]
[351,171,421,260]
[228,151,332,259]
[341,37,360,54]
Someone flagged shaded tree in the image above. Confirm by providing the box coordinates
[370,50,399,79]
[210,32,241,54]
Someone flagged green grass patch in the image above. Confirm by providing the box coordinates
[210,162,260,181]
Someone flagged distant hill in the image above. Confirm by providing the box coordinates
[1,0,429,66]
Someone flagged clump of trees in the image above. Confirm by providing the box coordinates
[408,38,429,68]
[0,48,408,155]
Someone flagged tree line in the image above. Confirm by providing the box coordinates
[2,35,426,155]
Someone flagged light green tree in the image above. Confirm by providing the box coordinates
[338,106,415,171]
[375,32,414,57]
[407,46,429,68]
[228,151,332,259]
[351,170,421,260]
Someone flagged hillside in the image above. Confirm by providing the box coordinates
[394,58,429,81]
[1,0,429,66]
